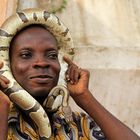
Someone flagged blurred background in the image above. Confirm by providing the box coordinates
[0,0,140,136]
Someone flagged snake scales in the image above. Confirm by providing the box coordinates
[0,8,74,139]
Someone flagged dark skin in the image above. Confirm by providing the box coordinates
[0,26,140,140]
[10,26,60,102]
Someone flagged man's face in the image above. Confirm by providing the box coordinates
[10,26,61,98]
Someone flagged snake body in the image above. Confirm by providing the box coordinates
[0,9,74,139]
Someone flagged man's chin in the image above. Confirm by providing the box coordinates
[29,88,51,98]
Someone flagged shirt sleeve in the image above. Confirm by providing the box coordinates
[72,112,107,140]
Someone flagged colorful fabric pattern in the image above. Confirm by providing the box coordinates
[8,103,106,140]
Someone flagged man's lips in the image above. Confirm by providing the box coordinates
[30,74,53,79]
[29,74,53,84]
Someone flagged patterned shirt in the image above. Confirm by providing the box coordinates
[8,103,106,140]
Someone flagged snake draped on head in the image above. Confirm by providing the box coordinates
[0,8,75,140]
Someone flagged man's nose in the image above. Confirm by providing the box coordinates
[32,58,50,69]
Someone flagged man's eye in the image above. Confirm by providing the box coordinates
[48,53,58,59]
[20,52,32,59]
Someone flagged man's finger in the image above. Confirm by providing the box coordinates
[63,55,74,66]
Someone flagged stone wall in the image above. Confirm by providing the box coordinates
[1,0,140,136]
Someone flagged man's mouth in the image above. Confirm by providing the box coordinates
[30,74,53,79]
[30,74,53,84]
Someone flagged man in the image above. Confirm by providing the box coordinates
[0,9,139,140]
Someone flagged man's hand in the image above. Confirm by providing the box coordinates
[63,56,90,99]
[0,61,10,107]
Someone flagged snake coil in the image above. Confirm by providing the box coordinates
[0,8,74,139]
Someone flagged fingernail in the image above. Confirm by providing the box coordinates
[70,81,74,84]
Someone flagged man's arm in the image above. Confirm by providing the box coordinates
[0,90,10,140]
[74,90,140,140]
[64,56,140,140]
[0,62,10,140]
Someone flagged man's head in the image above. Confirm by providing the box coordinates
[0,8,74,102]
[10,25,61,98]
